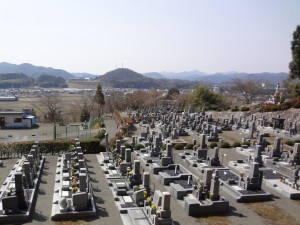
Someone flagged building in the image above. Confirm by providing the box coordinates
[0,96,18,101]
[0,110,36,129]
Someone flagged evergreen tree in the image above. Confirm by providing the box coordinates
[94,84,105,116]
[80,107,90,122]
[289,25,300,79]
[167,87,180,99]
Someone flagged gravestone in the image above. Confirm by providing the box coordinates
[133,189,145,205]
[249,121,255,138]
[121,145,126,160]
[116,139,121,154]
[254,145,263,166]
[125,148,132,163]
[130,160,142,187]
[72,192,88,210]
[15,172,27,209]
[154,192,172,225]
[79,159,85,169]
[142,172,150,188]
[78,152,84,160]
[161,144,172,166]
[210,171,220,201]
[152,190,162,207]
[293,143,300,165]
[271,137,282,158]
[209,147,220,166]
[65,153,72,162]
[105,133,109,152]
[203,168,213,187]
[257,133,264,147]
[23,161,33,188]
[2,196,19,213]
[199,134,206,149]
[79,173,87,192]
[243,162,262,191]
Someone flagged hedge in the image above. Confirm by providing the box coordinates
[209,142,218,148]
[232,142,241,148]
[174,143,184,150]
[185,143,194,149]
[220,141,230,148]
[135,144,145,150]
[0,138,105,159]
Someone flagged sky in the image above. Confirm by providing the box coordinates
[0,0,299,75]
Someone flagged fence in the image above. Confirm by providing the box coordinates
[54,124,93,140]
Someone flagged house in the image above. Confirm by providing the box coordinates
[0,110,36,129]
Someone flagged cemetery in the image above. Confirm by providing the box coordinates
[97,133,173,225]
[0,106,299,224]
[51,139,96,220]
[0,141,45,223]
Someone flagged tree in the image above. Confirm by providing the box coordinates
[174,91,193,111]
[78,95,96,121]
[124,91,147,110]
[41,94,62,123]
[231,78,263,104]
[167,87,180,99]
[80,107,90,122]
[289,25,300,80]
[94,84,105,116]
[192,85,228,110]
[105,91,124,114]
[290,83,300,97]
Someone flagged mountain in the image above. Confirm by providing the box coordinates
[0,62,75,79]
[160,70,207,80]
[197,72,288,84]
[156,70,288,84]
[96,68,159,89]
[72,72,98,79]
[95,68,200,89]
[143,72,166,79]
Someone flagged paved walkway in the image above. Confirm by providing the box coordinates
[0,155,122,225]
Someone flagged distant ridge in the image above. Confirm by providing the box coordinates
[156,71,288,84]
[143,72,166,79]
[0,62,74,79]
[96,68,159,88]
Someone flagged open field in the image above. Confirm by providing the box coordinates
[0,95,86,123]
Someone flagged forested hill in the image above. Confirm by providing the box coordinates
[96,68,199,89]
[35,74,68,88]
[96,68,159,89]
[0,73,67,88]
[0,73,34,88]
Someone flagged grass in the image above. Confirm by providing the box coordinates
[246,202,300,225]
[194,215,230,225]
[56,221,89,225]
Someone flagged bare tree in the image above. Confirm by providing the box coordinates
[78,95,96,121]
[40,94,62,123]
[124,91,147,110]
[174,91,194,111]
[231,78,264,104]
[105,91,125,114]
